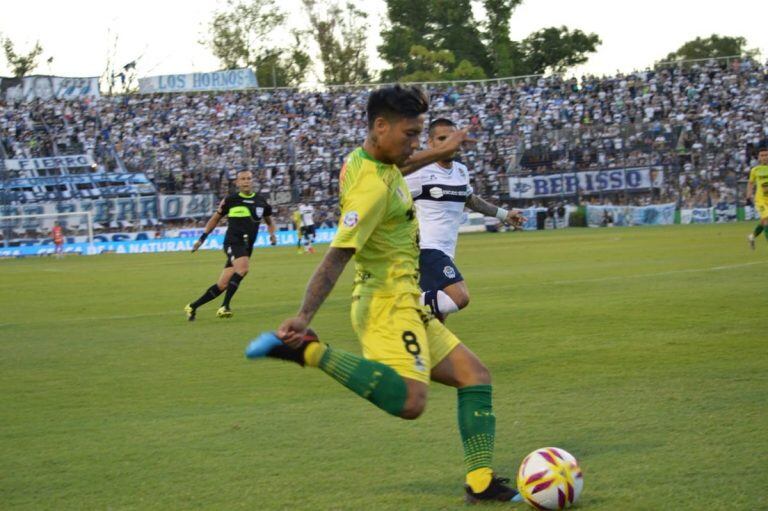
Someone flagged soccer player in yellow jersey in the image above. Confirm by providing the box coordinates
[246,85,522,503]
[747,147,768,250]
[292,209,303,254]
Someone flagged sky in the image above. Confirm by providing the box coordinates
[0,0,766,82]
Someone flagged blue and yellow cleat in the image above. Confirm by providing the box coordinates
[184,304,196,322]
[245,330,319,366]
[245,332,284,358]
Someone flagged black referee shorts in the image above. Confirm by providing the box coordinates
[224,244,252,268]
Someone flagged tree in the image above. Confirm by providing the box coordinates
[661,34,758,63]
[400,45,455,82]
[379,0,488,81]
[379,1,601,80]
[481,0,523,76]
[378,0,433,81]
[202,0,310,87]
[428,0,491,74]
[2,38,43,78]
[303,0,371,85]
[400,45,486,82]
[519,26,601,74]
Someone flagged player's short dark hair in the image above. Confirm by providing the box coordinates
[428,118,456,137]
[367,85,429,129]
[235,169,252,176]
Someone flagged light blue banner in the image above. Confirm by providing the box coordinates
[586,203,676,227]
[138,69,258,94]
[0,228,337,258]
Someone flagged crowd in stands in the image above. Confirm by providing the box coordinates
[1,57,767,228]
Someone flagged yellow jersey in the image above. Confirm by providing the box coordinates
[749,165,768,203]
[331,147,420,297]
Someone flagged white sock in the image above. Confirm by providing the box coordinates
[420,290,460,316]
[437,291,460,315]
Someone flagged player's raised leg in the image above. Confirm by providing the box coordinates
[246,328,426,419]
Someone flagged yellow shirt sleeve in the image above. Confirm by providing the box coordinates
[331,172,387,251]
[749,167,756,184]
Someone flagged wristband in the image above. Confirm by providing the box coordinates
[198,232,209,243]
[495,208,509,221]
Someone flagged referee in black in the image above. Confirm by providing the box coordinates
[185,169,277,320]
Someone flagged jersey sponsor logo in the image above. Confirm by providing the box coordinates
[242,200,254,204]
[429,187,444,199]
[421,184,469,202]
[343,211,359,228]
[443,265,456,279]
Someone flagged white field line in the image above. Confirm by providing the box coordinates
[553,260,767,285]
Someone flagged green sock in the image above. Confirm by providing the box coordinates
[458,385,496,476]
[754,224,764,237]
[317,346,407,417]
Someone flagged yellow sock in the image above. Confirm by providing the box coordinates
[303,342,328,367]
[466,467,494,493]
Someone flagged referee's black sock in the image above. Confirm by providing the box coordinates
[191,284,223,309]
[222,273,245,308]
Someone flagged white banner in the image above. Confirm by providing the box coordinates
[1,195,216,232]
[138,69,258,94]
[5,154,94,171]
[680,208,713,224]
[586,203,676,227]
[508,168,663,199]
[158,194,215,219]
[2,75,101,101]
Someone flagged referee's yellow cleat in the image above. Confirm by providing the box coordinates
[216,306,233,319]
[184,304,196,322]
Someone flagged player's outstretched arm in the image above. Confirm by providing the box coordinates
[466,194,525,228]
[746,180,754,201]
[192,210,223,252]
[277,247,354,347]
[399,128,477,176]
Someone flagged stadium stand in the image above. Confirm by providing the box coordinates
[1,57,766,241]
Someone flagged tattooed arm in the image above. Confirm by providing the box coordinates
[466,194,526,227]
[277,247,354,346]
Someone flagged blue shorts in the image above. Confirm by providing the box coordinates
[419,249,464,291]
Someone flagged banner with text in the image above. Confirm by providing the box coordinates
[508,168,663,199]
[586,203,676,227]
[5,154,95,171]
[0,228,337,258]
[0,75,100,102]
[1,194,214,230]
[138,69,258,94]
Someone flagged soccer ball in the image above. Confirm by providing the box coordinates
[517,447,583,510]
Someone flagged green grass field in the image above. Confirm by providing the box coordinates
[1,223,766,510]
